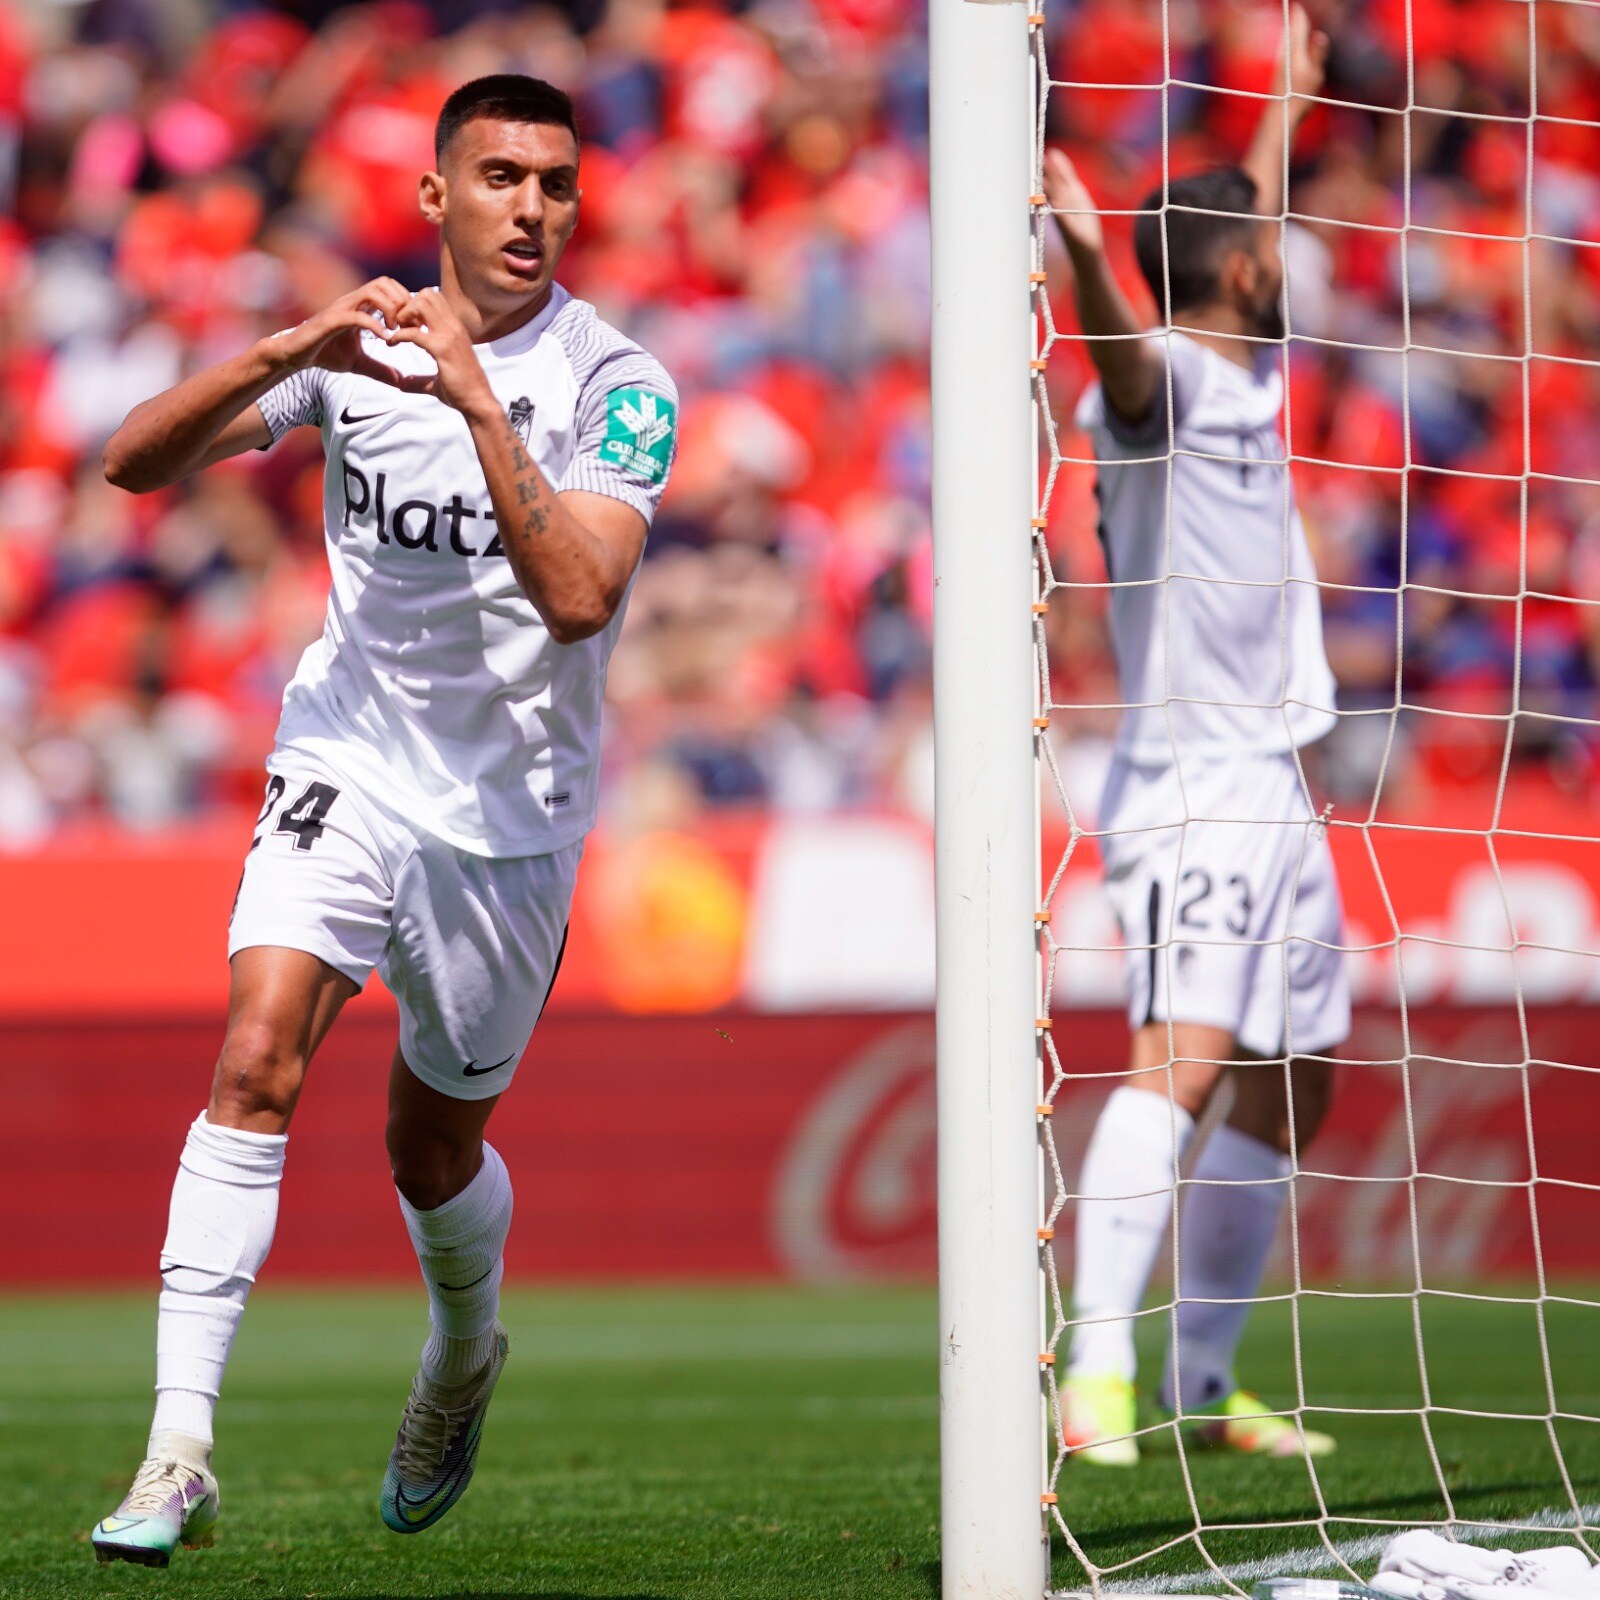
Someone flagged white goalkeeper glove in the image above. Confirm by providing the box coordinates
[1373,1530,1600,1600]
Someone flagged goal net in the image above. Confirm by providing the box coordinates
[1021,3,1600,1598]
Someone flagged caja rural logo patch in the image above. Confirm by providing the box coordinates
[599,388,676,484]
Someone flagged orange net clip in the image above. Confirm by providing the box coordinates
[1042,1492,1060,1506]
[1036,1103,1054,1117]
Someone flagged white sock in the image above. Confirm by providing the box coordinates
[1067,1086,1195,1383]
[150,1112,287,1456]
[1161,1123,1292,1412]
[397,1143,512,1388]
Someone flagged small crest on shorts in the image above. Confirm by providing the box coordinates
[507,396,535,446]
[545,791,571,808]
[1175,945,1197,984]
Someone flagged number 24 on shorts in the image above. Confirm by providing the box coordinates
[252,775,342,853]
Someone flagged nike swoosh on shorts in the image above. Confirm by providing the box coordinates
[461,1053,516,1078]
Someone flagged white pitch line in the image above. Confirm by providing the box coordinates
[1056,1503,1600,1598]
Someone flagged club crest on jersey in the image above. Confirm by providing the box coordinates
[507,396,535,446]
[599,388,676,484]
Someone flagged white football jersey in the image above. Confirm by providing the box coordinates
[1076,331,1337,761]
[257,284,677,857]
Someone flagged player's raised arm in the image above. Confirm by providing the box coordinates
[382,286,650,646]
[102,279,412,494]
[1241,3,1328,222]
[1043,149,1162,426]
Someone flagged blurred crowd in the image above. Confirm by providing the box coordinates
[1,0,1598,843]
[0,0,934,841]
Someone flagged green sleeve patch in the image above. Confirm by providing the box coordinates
[597,388,677,485]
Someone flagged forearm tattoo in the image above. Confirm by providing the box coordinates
[502,414,551,538]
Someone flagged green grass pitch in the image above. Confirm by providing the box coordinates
[0,1285,1595,1598]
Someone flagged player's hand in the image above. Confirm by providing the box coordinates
[1278,3,1329,111]
[380,288,497,417]
[1042,148,1104,259]
[265,279,412,384]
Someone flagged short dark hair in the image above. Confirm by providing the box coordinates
[1133,167,1260,321]
[434,74,579,165]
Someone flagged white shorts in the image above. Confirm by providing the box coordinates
[228,753,580,1101]
[1098,749,1350,1059]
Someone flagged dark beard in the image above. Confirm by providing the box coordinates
[1255,292,1287,342]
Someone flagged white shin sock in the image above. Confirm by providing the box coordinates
[1068,1086,1195,1383]
[151,1112,287,1455]
[398,1143,512,1387]
[1162,1123,1293,1412]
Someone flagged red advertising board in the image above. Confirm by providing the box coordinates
[4,796,1600,1020]
[4,1005,1596,1286]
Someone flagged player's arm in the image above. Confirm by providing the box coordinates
[385,287,646,645]
[1241,3,1328,222]
[1042,149,1161,425]
[102,278,412,494]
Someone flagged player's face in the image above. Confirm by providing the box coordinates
[1250,219,1287,341]
[425,117,580,313]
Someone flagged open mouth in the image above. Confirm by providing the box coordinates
[502,239,544,276]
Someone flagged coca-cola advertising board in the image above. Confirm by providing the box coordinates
[3,1005,1594,1285]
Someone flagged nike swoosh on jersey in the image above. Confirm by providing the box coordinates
[461,1052,516,1078]
[340,406,386,425]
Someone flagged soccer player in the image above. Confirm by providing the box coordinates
[89,75,677,1563]
[1046,8,1349,1465]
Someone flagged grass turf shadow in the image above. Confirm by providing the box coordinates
[1054,1469,1600,1560]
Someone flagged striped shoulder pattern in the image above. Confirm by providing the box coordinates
[257,366,329,443]
[548,296,679,521]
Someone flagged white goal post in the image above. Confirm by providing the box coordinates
[930,0,1046,1595]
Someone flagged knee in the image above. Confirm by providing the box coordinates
[1131,1025,1231,1120]
[210,1017,306,1132]
[1228,1059,1334,1153]
[1289,1060,1335,1145]
[1168,1072,1220,1121]
[388,1122,482,1211]
[1163,1057,1227,1121]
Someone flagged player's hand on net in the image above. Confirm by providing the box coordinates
[381,288,496,417]
[1042,148,1103,258]
[269,279,413,384]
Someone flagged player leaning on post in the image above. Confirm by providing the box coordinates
[1048,7,1349,1464]
[90,75,677,1564]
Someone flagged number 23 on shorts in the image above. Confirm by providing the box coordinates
[1174,866,1254,938]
